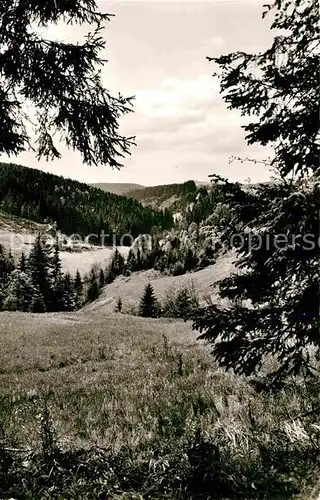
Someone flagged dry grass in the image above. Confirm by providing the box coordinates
[0,311,201,447]
[83,250,237,314]
[0,310,319,498]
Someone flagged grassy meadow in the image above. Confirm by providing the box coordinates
[0,310,319,498]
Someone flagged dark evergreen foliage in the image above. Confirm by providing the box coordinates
[30,294,46,313]
[27,234,53,311]
[185,188,217,225]
[0,0,134,167]
[115,297,123,313]
[193,179,320,381]
[127,180,197,203]
[86,270,100,303]
[161,286,199,320]
[207,0,319,178]
[74,270,84,308]
[60,273,77,312]
[139,283,158,318]
[192,0,320,382]
[99,268,105,288]
[52,239,62,285]
[2,269,35,312]
[110,248,125,276]
[0,234,85,313]
[0,163,173,239]
[0,246,14,302]
[105,266,117,285]
[18,252,26,273]
[126,249,137,272]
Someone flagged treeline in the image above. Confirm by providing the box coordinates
[0,163,173,240]
[0,235,146,313]
[0,237,174,313]
[0,238,127,313]
[0,238,81,312]
[127,180,197,203]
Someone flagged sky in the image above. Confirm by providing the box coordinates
[1,0,276,186]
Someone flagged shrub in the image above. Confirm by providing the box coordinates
[162,284,199,320]
[170,261,185,276]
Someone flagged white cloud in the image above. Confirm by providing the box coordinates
[135,74,218,118]
[127,74,245,155]
[120,71,273,185]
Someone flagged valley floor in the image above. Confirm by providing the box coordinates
[0,209,131,276]
[0,225,130,277]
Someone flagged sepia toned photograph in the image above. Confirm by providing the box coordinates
[0,0,319,498]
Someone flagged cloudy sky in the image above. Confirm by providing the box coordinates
[1,0,276,186]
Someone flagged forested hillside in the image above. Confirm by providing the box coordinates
[126,180,198,212]
[90,183,145,195]
[0,163,173,241]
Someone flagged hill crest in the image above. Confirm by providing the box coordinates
[90,183,145,196]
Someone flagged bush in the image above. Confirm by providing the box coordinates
[161,284,199,320]
[170,261,185,276]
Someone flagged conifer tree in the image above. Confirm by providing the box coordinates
[139,283,158,318]
[105,265,116,284]
[27,233,53,311]
[30,289,46,313]
[19,252,27,273]
[51,238,63,311]
[126,249,137,272]
[193,0,320,382]
[86,269,100,303]
[51,238,62,284]
[115,297,123,313]
[2,269,35,312]
[206,0,318,178]
[110,248,125,276]
[74,270,84,308]
[0,246,13,308]
[0,245,11,283]
[174,288,198,320]
[59,273,77,312]
[99,268,105,288]
[0,0,134,167]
